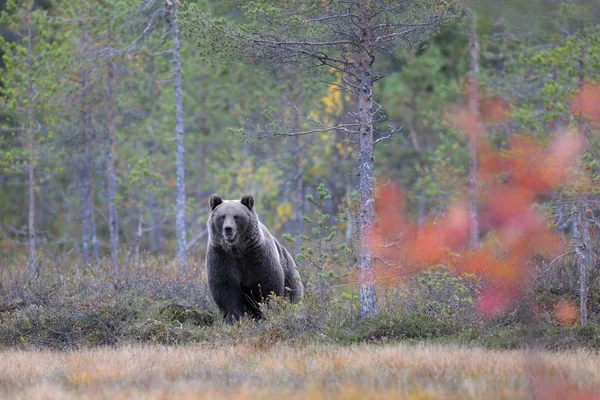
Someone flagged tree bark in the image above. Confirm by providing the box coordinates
[573,28,589,326]
[27,133,36,275]
[80,150,98,267]
[293,134,304,239]
[148,195,163,253]
[135,213,142,269]
[167,0,188,273]
[290,73,304,240]
[80,155,90,267]
[89,167,99,264]
[78,25,99,267]
[106,25,120,279]
[356,1,377,318]
[468,13,480,250]
[574,204,591,326]
[26,6,36,275]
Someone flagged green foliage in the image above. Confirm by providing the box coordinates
[410,265,479,325]
[2,255,600,350]
[294,184,352,279]
[374,24,469,211]
[327,311,457,344]
[1,291,145,347]
[478,323,529,349]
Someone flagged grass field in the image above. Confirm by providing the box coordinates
[1,343,599,399]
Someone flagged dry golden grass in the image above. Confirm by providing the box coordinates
[1,343,599,399]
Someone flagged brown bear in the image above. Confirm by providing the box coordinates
[205,194,304,322]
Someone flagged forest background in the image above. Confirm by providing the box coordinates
[1,0,600,351]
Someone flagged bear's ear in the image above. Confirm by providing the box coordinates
[241,194,254,211]
[209,194,223,211]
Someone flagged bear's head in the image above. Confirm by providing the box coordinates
[207,194,257,251]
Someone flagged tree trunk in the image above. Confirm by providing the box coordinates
[356,1,377,318]
[167,0,188,273]
[135,213,142,269]
[575,35,591,327]
[27,134,36,275]
[78,26,99,268]
[290,72,304,240]
[89,167,99,264]
[574,204,591,326]
[345,183,354,243]
[293,134,304,239]
[468,13,480,250]
[148,195,163,253]
[26,6,36,275]
[106,25,120,279]
[80,151,98,267]
[80,155,90,266]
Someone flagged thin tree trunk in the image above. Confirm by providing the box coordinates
[27,134,36,274]
[89,167,99,264]
[78,25,96,268]
[408,109,421,154]
[134,213,142,269]
[290,73,304,240]
[80,156,90,266]
[167,0,188,273]
[80,152,98,267]
[26,6,36,275]
[573,205,590,326]
[293,134,304,239]
[356,1,377,318]
[579,212,591,327]
[574,32,590,326]
[345,183,354,242]
[468,13,480,250]
[106,25,119,279]
[148,195,163,253]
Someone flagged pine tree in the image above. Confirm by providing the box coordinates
[181,0,457,318]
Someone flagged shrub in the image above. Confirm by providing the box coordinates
[403,265,480,327]
[1,254,600,351]
[326,311,457,344]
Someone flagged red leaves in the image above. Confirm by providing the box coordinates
[554,299,578,326]
[369,87,591,318]
[480,97,510,124]
[573,82,600,125]
[476,287,515,318]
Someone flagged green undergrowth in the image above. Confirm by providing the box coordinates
[1,260,599,351]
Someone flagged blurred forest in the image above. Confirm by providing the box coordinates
[2,0,600,338]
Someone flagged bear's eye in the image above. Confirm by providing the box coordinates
[233,215,240,221]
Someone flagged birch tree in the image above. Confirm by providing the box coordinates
[166,0,188,273]
[181,0,455,318]
[467,11,479,250]
[76,18,100,267]
[105,20,120,278]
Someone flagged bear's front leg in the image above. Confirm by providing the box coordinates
[209,278,244,323]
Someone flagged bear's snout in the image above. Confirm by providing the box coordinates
[223,223,236,242]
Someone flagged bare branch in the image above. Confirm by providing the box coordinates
[373,133,392,146]
[256,124,359,139]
